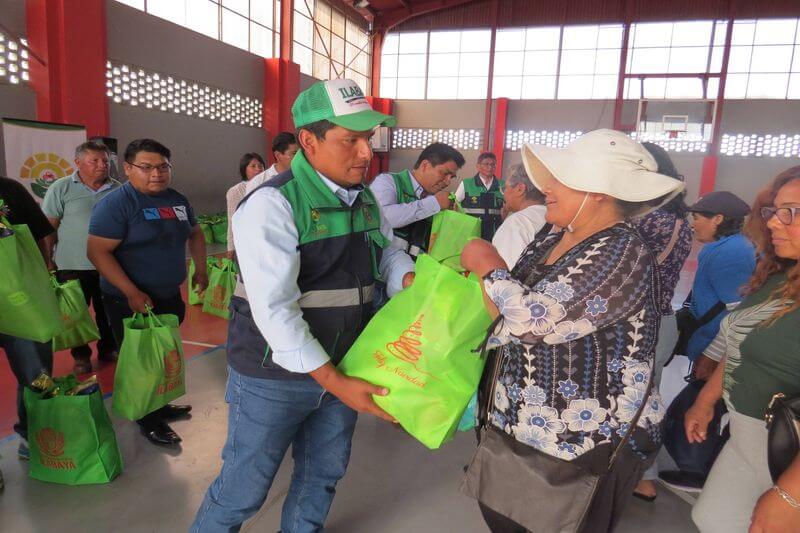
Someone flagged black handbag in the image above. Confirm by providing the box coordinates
[460,348,653,533]
[765,392,800,482]
[669,293,726,363]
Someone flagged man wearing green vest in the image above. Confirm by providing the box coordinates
[370,142,465,258]
[455,151,505,240]
[192,79,415,533]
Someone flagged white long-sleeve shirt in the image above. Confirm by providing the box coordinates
[369,170,441,229]
[491,204,548,268]
[454,174,498,203]
[225,164,281,251]
[232,171,415,374]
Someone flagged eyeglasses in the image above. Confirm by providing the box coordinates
[130,162,172,173]
[761,206,799,225]
[479,161,497,168]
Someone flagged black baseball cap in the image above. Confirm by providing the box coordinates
[688,191,751,218]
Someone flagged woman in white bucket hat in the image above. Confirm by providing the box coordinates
[461,129,684,533]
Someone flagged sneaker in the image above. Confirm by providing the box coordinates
[18,441,29,460]
[658,470,706,493]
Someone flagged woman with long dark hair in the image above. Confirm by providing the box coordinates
[686,166,800,532]
[225,153,265,257]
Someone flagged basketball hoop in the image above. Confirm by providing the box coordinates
[667,129,679,139]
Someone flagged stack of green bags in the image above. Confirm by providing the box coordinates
[197,213,228,245]
[188,257,238,320]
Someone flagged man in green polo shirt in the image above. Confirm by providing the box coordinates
[42,140,120,373]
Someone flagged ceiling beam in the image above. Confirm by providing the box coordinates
[375,0,478,32]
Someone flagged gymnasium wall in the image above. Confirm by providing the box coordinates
[389,98,800,204]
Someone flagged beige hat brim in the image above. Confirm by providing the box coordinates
[521,142,685,215]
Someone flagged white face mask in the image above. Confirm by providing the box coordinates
[566,192,590,233]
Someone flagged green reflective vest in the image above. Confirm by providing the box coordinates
[390,169,432,259]
[462,175,504,240]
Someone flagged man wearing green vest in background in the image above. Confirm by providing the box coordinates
[192,79,415,533]
[455,151,505,240]
[370,142,465,258]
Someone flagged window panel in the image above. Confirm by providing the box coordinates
[642,77,667,99]
[331,9,345,37]
[251,0,273,27]
[623,78,642,99]
[314,0,331,26]
[522,76,556,99]
[397,54,426,77]
[732,21,756,46]
[223,0,248,16]
[396,77,425,99]
[707,77,720,98]
[794,46,800,71]
[671,21,713,47]
[713,21,728,46]
[597,26,623,49]
[559,49,596,75]
[250,22,273,58]
[747,73,789,98]
[630,47,669,73]
[117,0,144,9]
[399,32,428,54]
[728,46,753,73]
[591,75,618,99]
[294,43,312,75]
[313,52,330,79]
[754,19,797,45]
[750,45,794,73]
[295,0,312,17]
[457,76,488,99]
[496,29,526,52]
[558,75,594,99]
[293,12,313,48]
[525,27,561,50]
[724,73,749,98]
[461,30,491,52]
[314,27,331,55]
[347,19,368,47]
[222,8,249,51]
[788,74,800,98]
[523,50,558,75]
[186,0,219,39]
[458,52,489,77]
[352,51,369,75]
[665,78,704,98]
[494,51,524,76]
[595,48,621,74]
[428,53,460,77]
[429,31,461,53]
[380,54,398,78]
[380,77,397,99]
[492,76,522,99]
[709,46,724,73]
[148,0,187,25]
[331,34,345,64]
[562,25,598,50]
[669,46,711,73]
[633,22,673,48]
[383,33,399,54]
[427,77,458,99]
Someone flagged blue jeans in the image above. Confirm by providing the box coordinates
[192,367,358,533]
[0,333,53,440]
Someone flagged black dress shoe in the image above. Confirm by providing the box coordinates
[140,422,182,446]
[158,404,192,420]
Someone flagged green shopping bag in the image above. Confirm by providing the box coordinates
[427,209,481,272]
[199,222,214,244]
[112,312,186,420]
[338,254,492,449]
[24,376,123,485]
[188,257,217,305]
[0,203,62,342]
[51,277,100,351]
[211,218,228,245]
[202,258,237,319]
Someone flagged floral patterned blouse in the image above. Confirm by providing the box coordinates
[485,222,665,460]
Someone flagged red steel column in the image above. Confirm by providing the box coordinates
[370,31,384,97]
[492,97,509,176]
[280,0,294,61]
[26,0,109,136]
[264,59,301,163]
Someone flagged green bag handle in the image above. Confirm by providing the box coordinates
[133,307,167,329]
[448,193,464,213]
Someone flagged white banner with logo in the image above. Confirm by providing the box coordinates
[2,118,86,201]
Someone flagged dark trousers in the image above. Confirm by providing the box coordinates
[56,270,117,360]
[101,290,186,427]
[0,333,53,440]
[479,445,654,533]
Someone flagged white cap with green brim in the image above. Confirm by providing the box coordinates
[292,79,397,131]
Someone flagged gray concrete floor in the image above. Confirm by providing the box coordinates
[0,348,699,532]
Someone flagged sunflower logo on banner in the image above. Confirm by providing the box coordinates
[2,118,86,201]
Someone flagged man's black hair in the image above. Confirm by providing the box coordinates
[124,138,171,164]
[239,153,266,181]
[272,132,298,154]
[477,152,497,163]
[413,142,466,170]
[297,120,337,141]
